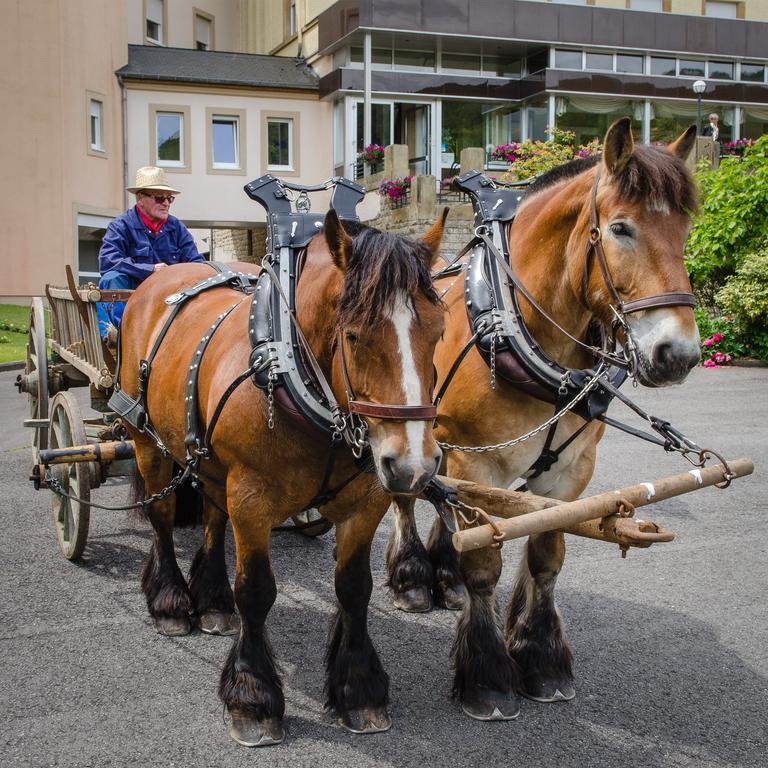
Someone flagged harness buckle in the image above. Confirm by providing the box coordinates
[589,226,602,244]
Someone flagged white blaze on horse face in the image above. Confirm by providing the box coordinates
[390,292,429,482]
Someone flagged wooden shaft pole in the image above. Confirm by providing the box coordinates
[39,439,136,466]
[452,458,753,552]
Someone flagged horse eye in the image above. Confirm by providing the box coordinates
[345,331,359,344]
[610,222,633,238]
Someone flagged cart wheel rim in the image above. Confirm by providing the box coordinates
[28,297,49,462]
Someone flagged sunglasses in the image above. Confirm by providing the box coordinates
[143,193,175,204]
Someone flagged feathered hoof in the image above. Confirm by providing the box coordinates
[338,706,392,734]
[522,678,575,703]
[198,610,240,636]
[153,615,192,636]
[433,582,468,611]
[229,711,285,747]
[392,586,433,613]
[461,688,520,721]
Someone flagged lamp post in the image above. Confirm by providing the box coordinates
[693,80,706,136]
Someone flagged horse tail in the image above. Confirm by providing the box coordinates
[127,463,203,528]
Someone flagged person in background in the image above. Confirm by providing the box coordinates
[97,166,203,340]
[702,113,720,141]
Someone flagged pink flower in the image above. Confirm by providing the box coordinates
[703,338,714,347]
[725,354,732,362]
[712,332,723,343]
[703,359,717,368]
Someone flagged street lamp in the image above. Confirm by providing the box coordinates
[693,80,707,136]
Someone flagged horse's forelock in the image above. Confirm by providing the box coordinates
[336,227,439,329]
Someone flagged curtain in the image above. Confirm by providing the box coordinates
[742,106,768,122]
[556,96,633,116]
[652,101,734,126]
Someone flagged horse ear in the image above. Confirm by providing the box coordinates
[602,117,634,176]
[669,125,697,162]
[324,208,353,272]
[422,207,449,268]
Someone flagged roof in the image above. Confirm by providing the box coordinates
[117,45,319,90]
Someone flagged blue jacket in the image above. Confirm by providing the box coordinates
[98,206,203,280]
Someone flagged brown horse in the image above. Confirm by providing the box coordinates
[118,210,445,745]
[386,119,701,720]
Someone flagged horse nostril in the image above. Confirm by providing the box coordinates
[653,342,673,370]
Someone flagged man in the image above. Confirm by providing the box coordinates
[702,113,720,141]
[97,166,204,339]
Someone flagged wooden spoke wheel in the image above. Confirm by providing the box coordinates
[17,297,49,462]
[290,508,333,538]
[48,391,92,561]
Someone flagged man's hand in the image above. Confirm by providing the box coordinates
[152,263,168,273]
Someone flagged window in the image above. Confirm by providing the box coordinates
[678,59,705,77]
[442,51,481,75]
[616,54,644,74]
[704,1,739,18]
[526,50,548,75]
[394,49,435,71]
[555,50,582,70]
[355,103,392,151]
[628,0,664,10]
[350,46,393,69]
[262,112,300,176]
[194,10,214,51]
[146,0,165,45]
[650,57,676,76]
[150,105,190,170]
[482,55,521,78]
[741,63,765,82]
[89,99,103,151]
[708,61,733,80]
[207,109,246,174]
[585,52,613,71]
[285,0,296,39]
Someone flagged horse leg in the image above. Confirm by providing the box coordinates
[505,446,597,703]
[452,546,520,720]
[426,515,467,610]
[219,505,284,747]
[188,491,238,636]
[385,497,434,613]
[135,442,194,636]
[326,508,391,734]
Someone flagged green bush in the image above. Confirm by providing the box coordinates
[686,135,768,294]
[500,128,602,181]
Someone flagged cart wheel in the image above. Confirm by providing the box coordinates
[16,298,49,462]
[290,508,333,538]
[48,391,92,560]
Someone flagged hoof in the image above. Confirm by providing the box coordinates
[392,586,433,613]
[522,678,575,703]
[229,712,285,747]
[461,688,520,721]
[153,615,191,636]
[338,706,392,734]
[433,582,468,611]
[198,611,240,636]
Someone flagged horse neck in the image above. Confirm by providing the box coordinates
[507,172,596,369]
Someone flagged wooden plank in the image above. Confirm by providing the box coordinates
[452,459,754,552]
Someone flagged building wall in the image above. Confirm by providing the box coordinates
[125,83,334,225]
[0,0,128,299]
[244,0,337,56]
[127,0,244,50]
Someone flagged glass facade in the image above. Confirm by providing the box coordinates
[650,102,733,143]
[556,97,641,147]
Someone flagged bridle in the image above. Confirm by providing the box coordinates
[336,328,437,457]
[580,169,696,370]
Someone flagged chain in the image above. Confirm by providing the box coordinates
[445,497,505,549]
[439,366,606,453]
[490,331,497,391]
[267,371,276,430]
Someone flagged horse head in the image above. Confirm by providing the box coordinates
[325,209,447,494]
[581,118,700,386]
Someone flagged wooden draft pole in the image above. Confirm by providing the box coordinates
[452,459,753,552]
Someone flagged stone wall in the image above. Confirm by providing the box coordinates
[210,225,268,263]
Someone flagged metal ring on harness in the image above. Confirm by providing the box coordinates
[699,448,735,489]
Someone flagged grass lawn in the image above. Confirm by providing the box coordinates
[0,304,30,364]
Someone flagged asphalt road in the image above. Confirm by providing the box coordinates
[1,366,766,768]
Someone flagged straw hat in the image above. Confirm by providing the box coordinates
[127,166,181,195]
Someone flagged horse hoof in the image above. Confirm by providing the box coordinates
[434,582,468,611]
[338,706,392,734]
[198,611,240,636]
[153,615,191,636]
[461,689,520,721]
[522,679,576,703]
[392,586,432,613]
[229,712,285,747]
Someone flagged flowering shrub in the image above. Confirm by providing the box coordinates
[575,138,603,158]
[491,143,520,163]
[378,176,412,202]
[358,143,385,165]
[722,138,756,156]
[701,332,732,367]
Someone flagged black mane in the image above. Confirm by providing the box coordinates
[337,224,439,328]
[524,145,698,214]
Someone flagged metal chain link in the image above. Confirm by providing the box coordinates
[438,366,606,453]
[267,371,276,430]
[490,331,497,391]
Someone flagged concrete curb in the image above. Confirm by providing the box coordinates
[0,361,24,372]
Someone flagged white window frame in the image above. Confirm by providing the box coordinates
[193,8,214,51]
[145,0,165,45]
[212,116,239,169]
[86,92,107,157]
[704,1,739,19]
[265,117,295,173]
[150,105,191,172]
[207,109,246,175]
